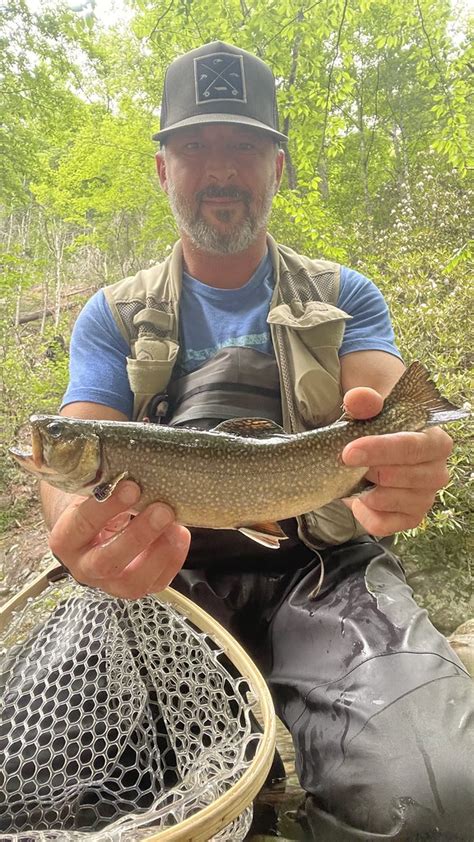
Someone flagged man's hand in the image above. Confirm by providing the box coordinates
[49,480,191,599]
[341,387,453,536]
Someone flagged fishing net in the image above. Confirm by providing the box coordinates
[0,572,275,841]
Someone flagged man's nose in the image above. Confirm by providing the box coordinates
[204,149,237,182]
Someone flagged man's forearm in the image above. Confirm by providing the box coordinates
[40,481,82,532]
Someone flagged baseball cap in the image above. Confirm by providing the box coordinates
[152,41,288,143]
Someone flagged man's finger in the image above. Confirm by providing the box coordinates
[79,501,175,581]
[343,387,384,420]
[350,486,436,516]
[117,524,191,598]
[342,427,453,467]
[82,523,191,600]
[343,497,424,537]
[50,480,141,559]
[364,461,450,491]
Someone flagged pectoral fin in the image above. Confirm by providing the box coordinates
[347,478,375,496]
[93,471,129,502]
[237,521,288,549]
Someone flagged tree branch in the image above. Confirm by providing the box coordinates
[148,0,176,42]
[263,0,325,49]
[282,23,303,189]
[316,0,349,169]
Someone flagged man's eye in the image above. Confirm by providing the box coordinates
[236,143,255,151]
[184,142,202,151]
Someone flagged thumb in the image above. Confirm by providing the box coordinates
[343,386,383,420]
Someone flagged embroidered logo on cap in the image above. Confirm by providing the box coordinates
[194,53,247,104]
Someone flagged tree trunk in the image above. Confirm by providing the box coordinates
[282,23,304,191]
[40,274,49,337]
[357,88,374,222]
[53,230,64,328]
[14,280,22,333]
[318,159,330,201]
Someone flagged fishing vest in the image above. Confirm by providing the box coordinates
[103,235,367,549]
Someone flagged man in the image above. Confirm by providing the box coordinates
[42,43,473,840]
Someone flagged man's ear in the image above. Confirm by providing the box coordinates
[155,151,167,192]
[274,148,285,193]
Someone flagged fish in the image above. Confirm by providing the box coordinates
[9,362,468,549]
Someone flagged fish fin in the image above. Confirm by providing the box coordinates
[93,471,129,502]
[238,522,288,549]
[384,362,469,425]
[213,418,287,438]
[348,478,375,496]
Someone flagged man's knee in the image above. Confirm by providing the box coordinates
[305,752,473,840]
[302,677,474,839]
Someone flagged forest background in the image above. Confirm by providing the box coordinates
[0,0,472,630]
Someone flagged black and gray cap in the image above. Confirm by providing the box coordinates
[152,41,288,143]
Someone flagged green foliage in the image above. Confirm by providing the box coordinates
[1,319,71,440]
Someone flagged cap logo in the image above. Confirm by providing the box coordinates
[194,53,246,104]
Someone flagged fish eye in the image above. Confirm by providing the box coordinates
[46,421,63,438]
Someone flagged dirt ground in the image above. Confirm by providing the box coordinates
[0,479,51,608]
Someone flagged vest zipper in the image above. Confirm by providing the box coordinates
[275,323,325,596]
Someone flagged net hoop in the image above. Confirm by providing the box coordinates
[0,561,277,842]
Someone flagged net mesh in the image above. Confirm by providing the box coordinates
[0,581,264,841]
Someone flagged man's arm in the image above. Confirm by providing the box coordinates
[42,402,191,599]
[340,350,453,536]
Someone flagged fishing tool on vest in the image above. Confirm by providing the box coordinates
[0,562,276,841]
[143,393,170,425]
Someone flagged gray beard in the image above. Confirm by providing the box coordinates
[167,179,276,255]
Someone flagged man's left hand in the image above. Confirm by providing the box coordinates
[341,387,453,536]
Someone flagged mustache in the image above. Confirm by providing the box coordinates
[196,185,252,204]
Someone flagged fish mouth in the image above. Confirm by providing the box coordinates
[9,442,57,477]
[9,426,45,472]
[9,446,36,471]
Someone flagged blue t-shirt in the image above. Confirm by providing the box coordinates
[176,252,275,377]
[62,254,401,418]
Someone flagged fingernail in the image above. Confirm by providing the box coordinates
[118,482,140,505]
[149,504,174,531]
[343,448,368,467]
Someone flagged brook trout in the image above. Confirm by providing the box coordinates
[10,362,467,548]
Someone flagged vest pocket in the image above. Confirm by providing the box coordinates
[127,338,178,398]
[267,300,349,354]
[268,302,349,427]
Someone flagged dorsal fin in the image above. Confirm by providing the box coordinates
[384,362,469,425]
[213,418,287,439]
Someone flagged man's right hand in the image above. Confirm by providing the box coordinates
[48,480,191,599]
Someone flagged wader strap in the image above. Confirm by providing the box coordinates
[166,347,283,428]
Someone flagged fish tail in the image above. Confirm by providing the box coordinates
[384,362,469,426]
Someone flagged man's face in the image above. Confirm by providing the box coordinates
[156,124,285,255]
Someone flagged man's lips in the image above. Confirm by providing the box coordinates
[197,187,250,205]
[201,197,242,204]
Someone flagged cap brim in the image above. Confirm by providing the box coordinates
[152,113,288,143]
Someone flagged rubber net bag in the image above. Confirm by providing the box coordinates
[0,580,265,841]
